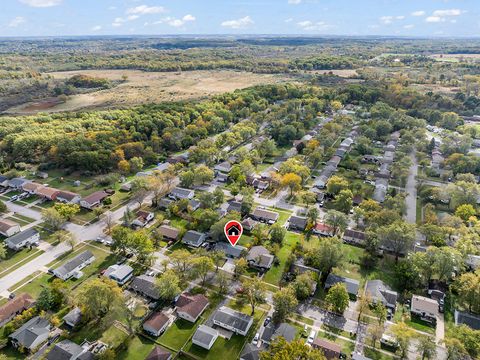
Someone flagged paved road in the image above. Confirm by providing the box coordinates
[5,200,43,220]
[405,152,418,224]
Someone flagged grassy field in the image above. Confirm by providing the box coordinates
[117,335,157,360]
[0,247,44,276]
[8,70,292,114]
[159,318,197,351]
[263,232,300,286]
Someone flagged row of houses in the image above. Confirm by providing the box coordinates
[372,132,400,203]
[313,127,359,189]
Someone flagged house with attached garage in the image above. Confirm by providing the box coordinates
[411,295,438,324]
[261,322,296,345]
[22,182,43,194]
[56,190,81,204]
[212,306,253,336]
[313,223,335,237]
[246,246,275,270]
[143,311,171,337]
[132,210,155,228]
[343,229,366,246]
[365,280,398,312]
[192,325,218,350]
[63,307,82,328]
[240,344,262,360]
[129,275,160,301]
[288,215,308,231]
[36,186,60,201]
[182,230,206,248]
[214,242,246,259]
[46,339,93,360]
[325,274,360,299]
[52,250,95,280]
[175,293,209,323]
[5,228,40,251]
[80,191,108,210]
[0,293,35,327]
[8,177,29,189]
[104,264,134,285]
[169,187,194,200]
[251,207,279,224]
[0,218,21,237]
[312,338,342,359]
[9,316,51,352]
[214,161,232,174]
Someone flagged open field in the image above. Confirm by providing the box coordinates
[429,53,480,62]
[6,70,293,114]
[305,69,359,77]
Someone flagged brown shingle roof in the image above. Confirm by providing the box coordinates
[36,186,60,199]
[82,191,108,205]
[0,219,19,234]
[176,293,209,319]
[22,182,42,192]
[57,190,79,201]
[146,346,171,360]
[158,225,180,240]
[312,338,342,355]
[143,312,169,332]
[0,294,34,324]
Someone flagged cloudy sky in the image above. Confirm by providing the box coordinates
[0,0,478,37]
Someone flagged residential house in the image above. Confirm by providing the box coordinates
[8,177,29,189]
[56,190,81,204]
[0,175,9,187]
[454,310,480,330]
[192,325,218,350]
[22,182,43,194]
[158,225,180,241]
[335,148,347,158]
[465,254,480,271]
[36,186,60,201]
[175,293,209,323]
[227,201,242,214]
[290,258,321,276]
[312,338,342,359]
[216,173,229,183]
[327,155,342,168]
[325,274,360,299]
[143,312,170,336]
[0,293,35,327]
[9,316,51,351]
[104,264,134,285]
[169,187,194,200]
[212,306,253,336]
[52,250,95,280]
[361,155,380,164]
[182,230,206,248]
[411,295,438,324]
[242,218,258,232]
[373,178,388,203]
[214,161,232,173]
[80,191,108,210]
[46,339,93,360]
[214,242,246,258]
[252,178,270,191]
[246,246,274,270]
[261,322,296,345]
[365,280,398,311]
[251,207,279,224]
[63,307,82,328]
[240,344,261,360]
[146,347,172,360]
[158,198,173,210]
[288,215,308,231]
[130,275,159,300]
[352,353,373,360]
[313,223,334,237]
[5,228,40,251]
[36,172,49,179]
[343,229,366,246]
[167,152,189,165]
[120,182,132,192]
[189,199,201,211]
[132,210,155,228]
[0,218,21,237]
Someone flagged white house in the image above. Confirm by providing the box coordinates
[192,325,218,350]
[52,250,95,280]
[104,264,134,285]
[143,312,171,337]
[5,229,40,251]
[0,219,21,237]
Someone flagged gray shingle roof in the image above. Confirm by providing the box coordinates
[182,230,205,247]
[9,316,49,348]
[212,306,253,333]
[5,228,38,247]
[47,339,93,360]
[130,275,159,300]
[366,280,398,309]
[454,310,480,330]
[325,274,360,296]
[63,307,81,326]
[54,250,94,278]
[192,325,218,347]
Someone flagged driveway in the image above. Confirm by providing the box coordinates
[405,152,418,224]
[297,302,358,334]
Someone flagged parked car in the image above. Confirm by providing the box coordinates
[8,293,15,299]
[10,195,18,201]
[263,316,272,327]
[252,333,260,345]
[307,330,316,345]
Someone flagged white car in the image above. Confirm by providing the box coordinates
[252,332,260,345]
[307,330,316,345]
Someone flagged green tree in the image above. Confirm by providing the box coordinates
[455,204,476,222]
[170,249,195,280]
[454,271,480,313]
[377,220,416,260]
[234,257,248,278]
[391,322,415,359]
[291,272,316,300]
[269,223,286,244]
[53,203,80,220]
[193,256,215,286]
[417,335,437,360]
[324,210,348,235]
[42,208,65,230]
[326,175,349,196]
[156,270,180,301]
[325,283,349,314]
[240,277,267,315]
[128,156,144,173]
[180,170,195,188]
[194,164,214,185]
[77,278,124,320]
[272,287,298,324]
[260,338,326,360]
[216,271,230,295]
[334,189,353,213]
[281,173,302,197]
[0,200,7,213]
[305,236,343,274]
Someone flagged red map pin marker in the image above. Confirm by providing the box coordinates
[224,220,243,246]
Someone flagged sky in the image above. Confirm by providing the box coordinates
[0,0,478,37]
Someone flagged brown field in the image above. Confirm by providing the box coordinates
[429,54,480,62]
[410,83,460,95]
[6,70,293,114]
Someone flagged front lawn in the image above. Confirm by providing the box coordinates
[159,318,197,351]
[0,247,43,275]
[263,232,300,286]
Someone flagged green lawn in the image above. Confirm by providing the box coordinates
[0,247,43,275]
[263,232,300,286]
[117,336,157,360]
[316,329,355,355]
[159,318,197,351]
[100,324,130,349]
[364,347,396,360]
[10,272,51,297]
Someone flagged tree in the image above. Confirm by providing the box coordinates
[324,210,348,235]
[194,164,214,185]
[156,270,180,301]
[102,211,115,235]
[454,271,480,313]
[240,277,267,315]
[390,322,415,359]
[444,338,468,360]
[260,338,326,360]
[128,156,144,173]
[0,200,8,213]
[272,287,298,324]
[269,223,286,244]
[216,271,230,295]
[77,278,123,320]
[170,249,195,280]
[98,349,116,360]
[455,204,476,222]
[234,257,247,278]
[193,256,215,286]
[42,208,65,230]
[281,173,302,197]
[130,177,149,207]
[377,221,416,260]
[180,170,195,188]
[372,302,387,325]
[368,323,384,347]
[305,236,343,275]
[252,223,269,245]
[325,283,349,314]
[0,243,7,261]
[356,292,371,322]
[326,175,349,196]
[291,272,316,300]
[417,335,437,360]
[334,189,353,214]
[53,203,80,220]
